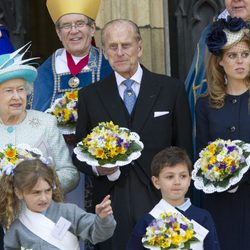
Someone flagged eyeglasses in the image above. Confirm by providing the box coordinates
[58,20,90,31]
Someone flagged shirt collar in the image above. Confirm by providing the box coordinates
[217,9,229,20]
[55,48,88,63]
[176,198,192,212]
[115,63,143,86]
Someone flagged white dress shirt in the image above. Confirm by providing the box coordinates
[115,63,143,99]
[55,48,89,74]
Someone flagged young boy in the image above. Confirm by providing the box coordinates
[126,146,220,250]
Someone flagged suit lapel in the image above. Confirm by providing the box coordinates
[132,68,161,132]
[95,68,162,132]
[96,74,129,127]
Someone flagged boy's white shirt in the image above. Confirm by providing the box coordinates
[19,205,80,250]
[149,198,208,250]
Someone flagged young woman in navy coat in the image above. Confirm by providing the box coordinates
[196,17,250,250]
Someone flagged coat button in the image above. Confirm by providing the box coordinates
[232,99,237,104]
[230,126,236,132]
[131,161,135,166]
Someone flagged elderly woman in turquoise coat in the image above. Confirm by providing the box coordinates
[0,44,79,192]
[0,43,79,249]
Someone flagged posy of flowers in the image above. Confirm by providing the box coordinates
[192,139,250,193]
[142,212,199,249]
[46,90,78,128]
[0,144,41,176]
[74,121,143,167]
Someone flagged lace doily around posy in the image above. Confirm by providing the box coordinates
[73,131,144,168]
[15,143,43,156]
[192,143,250,193]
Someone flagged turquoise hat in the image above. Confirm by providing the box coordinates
[0,42,38,84]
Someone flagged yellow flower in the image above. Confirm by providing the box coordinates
[66,90,78,100]
[4,148,17,160]
[224,157,233,166]
[185,229,194,240]
[95,149,106,159]
[161,239,171,248]
[207,143,216,154]
[148,237,156,245]
[171,234,183,245]
[208,155,216,164]
[172,221,180,231]
[109,148,118,158]
[63,109,71,122]
[117,146,126,155]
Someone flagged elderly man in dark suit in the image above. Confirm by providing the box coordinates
[73,19,193,250]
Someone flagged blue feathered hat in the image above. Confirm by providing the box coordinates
[0,42,38,84]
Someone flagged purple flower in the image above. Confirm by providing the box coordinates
[117,137,124,147]
[180,223,188,231]
[208,165,213,170]
[219,164,226,170]
[164,233,169,238]
[150,219,163,230]
[227,146,235,153]
[240,156,245,163]
[123,142,130,150]
[2,164,15,176]
[72,101,77,108]
[69,114,75,122]
[231,166,236,173]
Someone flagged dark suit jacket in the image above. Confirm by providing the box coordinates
[73,66,193,203]
[73,66,193,249]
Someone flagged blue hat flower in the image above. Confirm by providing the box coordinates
[0,42,38,84]
[206,16,249,55]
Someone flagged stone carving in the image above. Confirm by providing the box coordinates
[170,0,225,81]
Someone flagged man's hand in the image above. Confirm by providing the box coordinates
[95,195,113,219]
[96,166,119,176]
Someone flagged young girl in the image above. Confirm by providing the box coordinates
[0,158,116,250]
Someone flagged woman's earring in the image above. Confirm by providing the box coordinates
[224,75,228,85]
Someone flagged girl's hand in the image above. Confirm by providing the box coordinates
[95,195,113,219]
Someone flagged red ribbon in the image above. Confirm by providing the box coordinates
[66,51,89,77]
